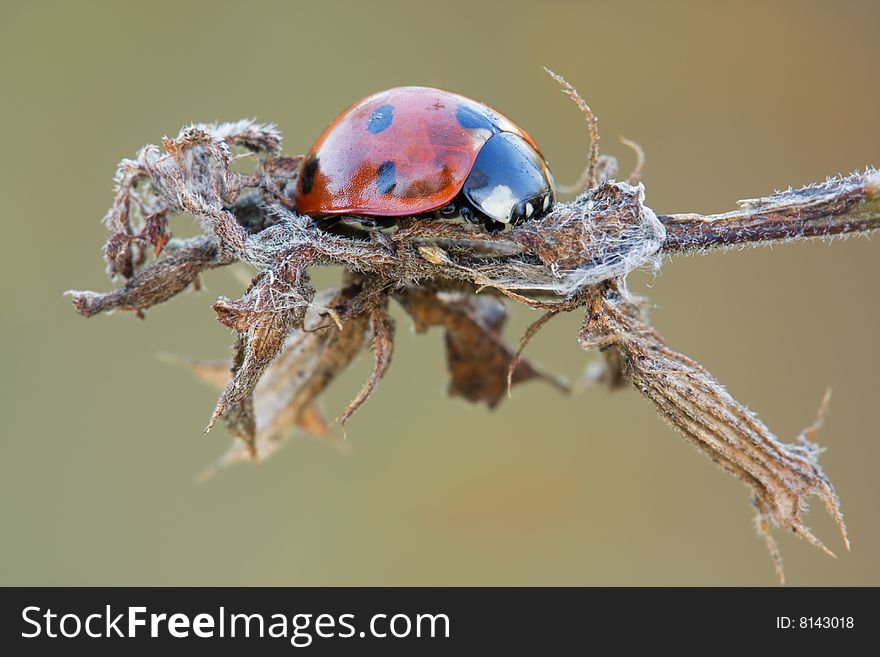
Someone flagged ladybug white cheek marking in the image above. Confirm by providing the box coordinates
[525,202,534,217]
[543,195,551,211]
[467,127,493,148]
[478,184,517,223]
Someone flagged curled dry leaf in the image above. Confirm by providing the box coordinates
[398,288,568,407]
[207,263,313,432]
[337,301,394,427]
[580,285,849,583]
[66,237,233,317]
[193,287,372,474]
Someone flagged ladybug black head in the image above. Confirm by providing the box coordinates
[461,132,555,225]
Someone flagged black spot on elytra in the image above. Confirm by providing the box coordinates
[456,104,496,132]
[300,155,319,194]
[367,104,394,134]
[376,160,396,195]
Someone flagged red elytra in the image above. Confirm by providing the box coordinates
[294,87,544,218]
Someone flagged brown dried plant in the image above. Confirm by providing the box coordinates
[67,75,880,582]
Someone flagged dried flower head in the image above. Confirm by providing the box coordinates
[67,73,880,582]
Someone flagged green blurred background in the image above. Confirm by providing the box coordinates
[1,0,878,586]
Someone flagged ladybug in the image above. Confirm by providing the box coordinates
[295,87,555,230]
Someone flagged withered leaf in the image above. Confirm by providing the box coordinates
[582,287,849,583]
[398,288,568,408]
[207,265,314,432]
[337,302,394,426]
[192,287,371,473]
[67,237,230,317]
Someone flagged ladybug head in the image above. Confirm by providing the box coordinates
[461,132,556,225]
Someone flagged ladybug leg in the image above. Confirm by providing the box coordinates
[438,202,458,218]
[457,199,506,232]
[458,205,480,225]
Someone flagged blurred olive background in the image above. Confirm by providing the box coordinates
[1,0,878,586]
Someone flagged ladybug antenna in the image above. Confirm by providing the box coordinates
[544,67,599,193]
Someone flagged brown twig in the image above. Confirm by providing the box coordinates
[660,169,880,253]
[545,67,599,194]
[65,237,232,316]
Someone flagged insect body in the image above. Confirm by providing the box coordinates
[294,87,555,229]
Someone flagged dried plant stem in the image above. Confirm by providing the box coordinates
[337,303,395,427]
[660,170,880,253]
[581,286,849,582]
[506,309,560,396]
[66,116,878,581]
[65,237,232,317]
[545,67,599,193]
[619,137,646,185]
